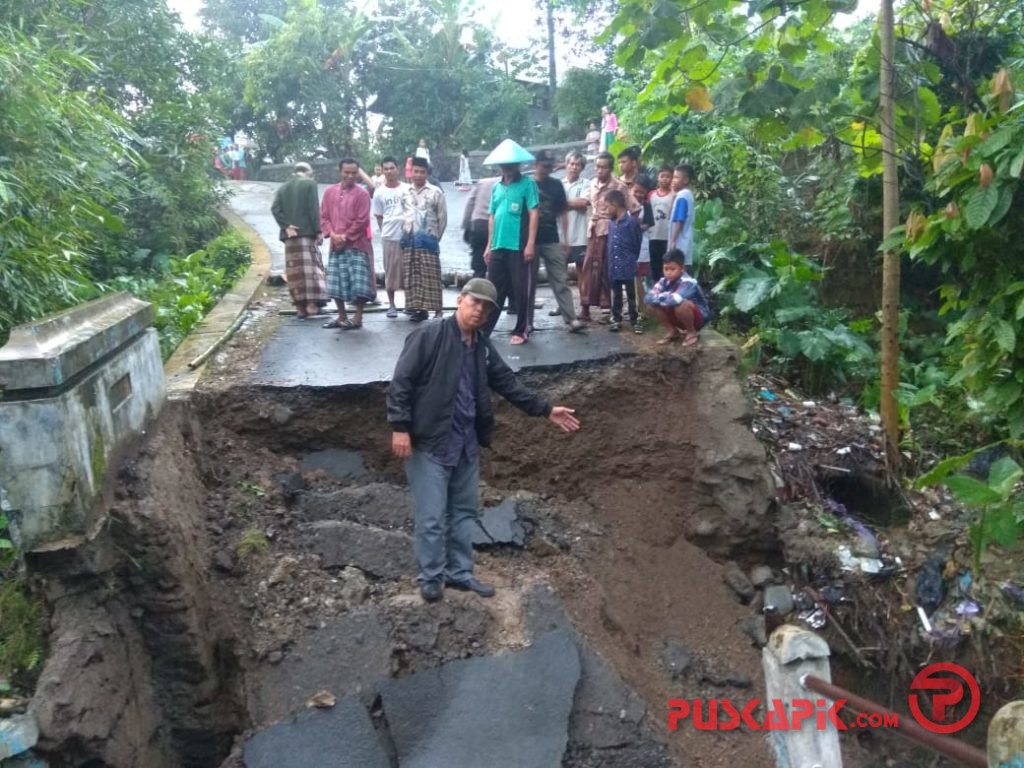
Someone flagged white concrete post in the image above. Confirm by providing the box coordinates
[762,624,843,768]
[988,700,1024,767]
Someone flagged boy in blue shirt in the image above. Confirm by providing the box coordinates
[604,189,643,334]
[644,249,712,346]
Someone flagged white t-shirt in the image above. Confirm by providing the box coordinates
[671,188,696,264]
[372,183,409,241]
[561,177,589,247]
[649,189,674,242]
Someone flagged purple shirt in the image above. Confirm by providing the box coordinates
[431,337,480,467]
[320,183,371,254]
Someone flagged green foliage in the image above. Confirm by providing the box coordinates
[711,239,874,393]
[916,444,1024,571]
[0,27,138,341]
[110,231,251,359]
[237,526,270,558]
[556,68,613,131]
[0,514,44,683]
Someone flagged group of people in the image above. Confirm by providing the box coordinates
[462,140,712,346]
[270,137,711,349]
[214,143,248,180]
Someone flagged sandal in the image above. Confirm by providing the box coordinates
[683,333,699,347]
[336,319,359,331]
[510,334,528,345]
[656,334,682,345]
[322,318,344,329]
[633,325,644,335]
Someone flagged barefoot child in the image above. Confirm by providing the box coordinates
[644,249,712,346]
[604,189,644,334]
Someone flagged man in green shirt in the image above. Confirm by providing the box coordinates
[481,140,539,343]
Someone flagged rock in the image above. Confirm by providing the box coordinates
[304,520,414,580]
[267,556,299,587]
[0,713,38,759]
[740,615,768,647]
[249,612,392,724]
[749,565,774,587]
[379,631,580,768]
[300,449,368,482]
[338,567,369,606]
[268,404,292,426]
[275,471,305,502]
[297,484,412,530]
[1,752,48,768]
[266,651,284,665]
[571,648,648,750]
[722,562,755,604]
[529,535,561,558]
[471,499,528,548]
[243,696,389,768]
[698,666,753,689]
[658,641,691,679]
[213,550,236,573]
[762,585,794,616]
[691,519,717,538]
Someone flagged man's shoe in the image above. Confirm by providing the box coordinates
[445,577,496,598]
[420,581,443,603]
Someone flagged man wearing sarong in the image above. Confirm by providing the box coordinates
[320,158,373,331]
[270,162,326,318]
[401,157,447,323]
[578,152,635,322]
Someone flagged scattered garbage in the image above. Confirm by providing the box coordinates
[306,690,337,709]
[1001,582,1024,606]
[798,607,827,629]
[914,559,946,615]
[835,545,884,575]
[759,388,778,401]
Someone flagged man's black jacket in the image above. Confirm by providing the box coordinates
[386,316,551,454]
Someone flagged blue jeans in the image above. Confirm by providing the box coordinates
[405,449,480,585]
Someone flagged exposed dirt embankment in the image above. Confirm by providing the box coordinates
[29,345,790,768]
[28,403,245,768]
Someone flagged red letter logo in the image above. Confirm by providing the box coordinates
[908,662,980,734]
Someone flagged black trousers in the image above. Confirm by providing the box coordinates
[483,248,537,337]
[649,239,668,283]
[611,279,638,324]
[469,219,489,278]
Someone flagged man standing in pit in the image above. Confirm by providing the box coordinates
[387,278,581,603]
[270,161,327,319]
[401,157,447,322]
[372,156,409,318]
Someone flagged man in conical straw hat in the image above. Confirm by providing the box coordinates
[480,139,539,345]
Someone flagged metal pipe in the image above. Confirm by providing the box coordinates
[802,675,987,767]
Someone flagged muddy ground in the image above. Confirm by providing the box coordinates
[24,314,1019,767]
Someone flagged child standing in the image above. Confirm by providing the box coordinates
[604,189,643,334]
[648,165,675,282]
[631,176,656,316]
[669,164,697,269]
[644,249,712,346]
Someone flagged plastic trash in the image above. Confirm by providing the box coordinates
[1001,582,1024,606]
[798,608,826,629]
[819,585,849,605]
[915,559,946,615]
[836,447,852,456]
[954,599,981,617]
[777,406,794,419]
[759,388,777,401]
[787,442,803,451]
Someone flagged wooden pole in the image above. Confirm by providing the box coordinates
[762,625,843,767]
[878,0,902,475]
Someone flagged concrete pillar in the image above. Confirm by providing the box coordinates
[0,293,165,551]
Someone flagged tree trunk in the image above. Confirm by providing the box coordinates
[879,0,902,475]
[546,0,558,129]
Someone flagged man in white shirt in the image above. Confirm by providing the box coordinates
[371,156,410,317]
[560,151,590,274]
